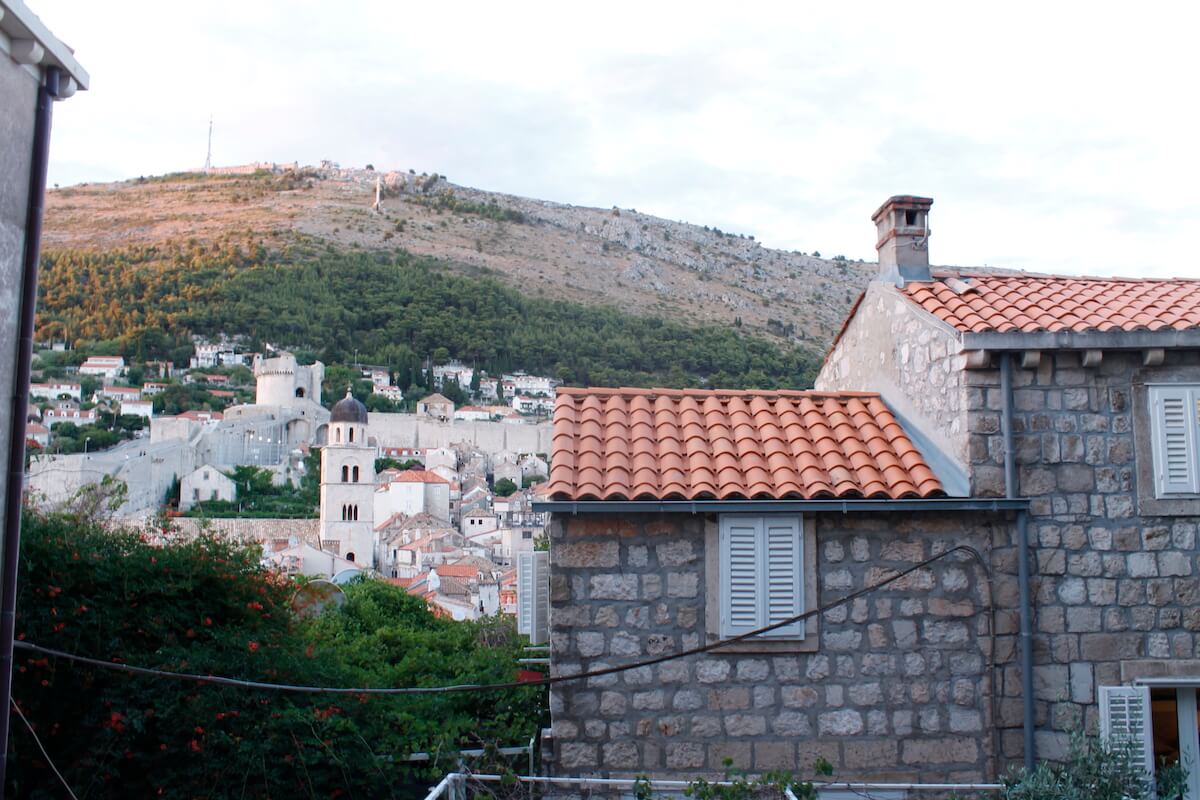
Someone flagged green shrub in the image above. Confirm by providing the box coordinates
[1002,734,1186,800]
[9,510,546,798]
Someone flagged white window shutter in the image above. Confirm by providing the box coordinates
[1099,685,1155,782]
[531,551,549,646]
[1151,386,1200,496]
[517,552,533,636]
[764,518,804,639]
[721,517,762,637]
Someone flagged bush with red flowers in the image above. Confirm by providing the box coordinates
[8,510,546,798]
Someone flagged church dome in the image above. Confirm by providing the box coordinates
[330,390,368,424]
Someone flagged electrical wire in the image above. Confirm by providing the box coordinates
[10,699,80,800]
[13,544,993,697]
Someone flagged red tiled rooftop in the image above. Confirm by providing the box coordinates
[903,273,1200,334]
[546,387,943,501]
[389,469,449,485]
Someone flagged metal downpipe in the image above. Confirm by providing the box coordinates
[0,66,59,788]
[1001,352,1036,770]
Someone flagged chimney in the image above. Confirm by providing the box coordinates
[872,195,933,285]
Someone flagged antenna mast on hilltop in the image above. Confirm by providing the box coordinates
[204,115,213,174]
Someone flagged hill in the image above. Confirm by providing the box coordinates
[36,165,876,388]
[44,165,874,342]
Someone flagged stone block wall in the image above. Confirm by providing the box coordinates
[965,348,1200,761]
[547,512,1007,781]
[817,282,969,468]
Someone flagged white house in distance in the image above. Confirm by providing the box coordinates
[43,406,97,427]
[180,464,236,511]
[78,356,125,380]
[99,385,141,402]
[29,382,81,402]
[416,393,454,420]
[25,422,49,449]
[375,469,451,523]
[120,399,154,419]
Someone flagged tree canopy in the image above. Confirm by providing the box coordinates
[36,244,821,390]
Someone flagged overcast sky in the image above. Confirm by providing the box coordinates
[34,1,1200,277]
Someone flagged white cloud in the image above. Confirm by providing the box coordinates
[34,0,1200,278]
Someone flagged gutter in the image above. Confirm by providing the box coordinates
[532,498,1030,514]
[0,65,59,789]
[1002,352,1037,771]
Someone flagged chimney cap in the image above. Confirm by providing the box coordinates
[871,195,933,224]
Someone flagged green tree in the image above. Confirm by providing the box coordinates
[493,477,518,497]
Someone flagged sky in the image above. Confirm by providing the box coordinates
[34,1,1200,277]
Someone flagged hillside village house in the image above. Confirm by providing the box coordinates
[29,381,81,402]
[78,355,125,380]
[417,393,454,421]
[180,464,236,511]
[534,196,1200,790]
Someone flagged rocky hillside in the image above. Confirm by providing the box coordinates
[43,164,875,347]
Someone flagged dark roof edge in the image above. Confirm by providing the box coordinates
[533,498,1030,514]
[963,329,1200,351]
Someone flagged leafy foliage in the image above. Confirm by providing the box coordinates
[9,511,546,798]
[185,466,317,519]
[493,478,518,497]
[37,245,821,390]
[1001,734,1185,800]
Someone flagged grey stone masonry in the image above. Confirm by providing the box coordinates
[547,512,1004,782]
[965,349,1200,763]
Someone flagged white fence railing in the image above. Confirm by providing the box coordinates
[422,772,1005,800]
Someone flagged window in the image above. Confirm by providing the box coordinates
[341,465,349,482]
[210,490,218,501]
[335,427,341,443]
[352,465,360,482]
[1099,683,1200,798]
[719,516,804,639]
[1149,385,1200,497]
[349,427,355,443]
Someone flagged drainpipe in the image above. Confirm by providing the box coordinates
[0,66,60,789]
[1001,352,1036,771]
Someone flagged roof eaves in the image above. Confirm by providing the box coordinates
[532,498,1029,514]
[963,328,1200,352]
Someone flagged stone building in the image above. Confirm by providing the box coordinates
[179,464,236,511]
[535,195,1200,790]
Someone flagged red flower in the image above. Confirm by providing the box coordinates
[194,726,204,735]
[247,641,259,653]
[202,617,212,627]
[189,739,202,752]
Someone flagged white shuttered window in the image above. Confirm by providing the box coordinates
[719,516,804,639]
[1098,685,1155,784]
[1149,385,1200,497]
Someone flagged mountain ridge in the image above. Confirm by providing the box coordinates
[43,163,876,349]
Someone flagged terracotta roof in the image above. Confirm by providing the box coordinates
[390,469,449,485]
[435,564,482,579]
[547,387,943,501]
[903,273,1200,334]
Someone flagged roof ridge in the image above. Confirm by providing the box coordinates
[930,269,1200,284]
[554,387,883,399]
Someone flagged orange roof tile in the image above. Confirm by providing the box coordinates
[434,564,482,579]
[902,273,1200,334]
[390,469,449,485]
[547,388,943,501]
